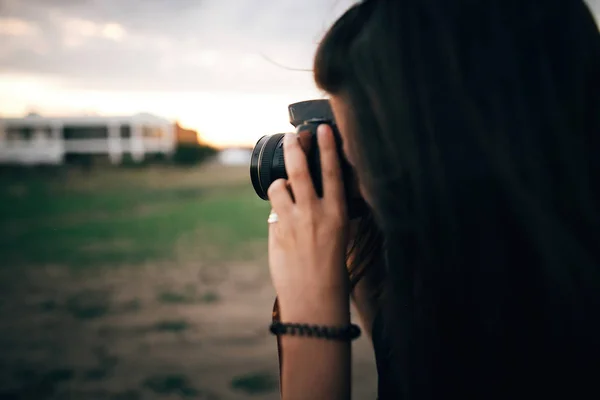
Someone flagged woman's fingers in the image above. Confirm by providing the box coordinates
[317,125,345,206]
[268,178,293,215]
[278,126,345,213]
[283,133,317,207]
[297,129,313,155]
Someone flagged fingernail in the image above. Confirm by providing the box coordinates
[284,133,294,144]
[317,124,328,137]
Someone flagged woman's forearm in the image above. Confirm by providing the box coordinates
[279,335,351,399]
[278,292,352,400]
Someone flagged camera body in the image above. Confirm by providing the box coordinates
[250,99,366,219]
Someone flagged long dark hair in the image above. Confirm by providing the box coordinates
[316,0,600,398]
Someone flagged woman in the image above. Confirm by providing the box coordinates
[267,0,600,398]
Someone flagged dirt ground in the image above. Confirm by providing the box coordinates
[0,263,377,399]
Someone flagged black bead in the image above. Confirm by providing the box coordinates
[269,322,361,341]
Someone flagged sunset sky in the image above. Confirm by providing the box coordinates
[0,0,598,148]
[0,0,354,147]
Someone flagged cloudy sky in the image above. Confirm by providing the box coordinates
[0,0,354,146]
[0,0,598,146]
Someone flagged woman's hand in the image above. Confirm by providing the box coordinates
[267,125,350,324]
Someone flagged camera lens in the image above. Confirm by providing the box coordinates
[249,123,368,219]
[249,133,286,200]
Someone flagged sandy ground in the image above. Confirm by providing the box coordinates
[0,263,377,399]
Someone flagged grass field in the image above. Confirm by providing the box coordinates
[0,164,377,399]
[0,164,271,268]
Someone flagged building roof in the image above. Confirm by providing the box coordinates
[0,113,172,127]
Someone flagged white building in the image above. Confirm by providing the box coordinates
[0,113,176,165]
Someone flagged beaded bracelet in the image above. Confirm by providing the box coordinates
[269,322,361,341]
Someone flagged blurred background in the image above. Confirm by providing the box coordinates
[0,0,380,399]
[0,1,598,399]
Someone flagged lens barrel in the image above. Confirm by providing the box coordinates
[249,133,286,200]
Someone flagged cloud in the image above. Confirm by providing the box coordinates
[58,16,127,48]
[0,17,40,36]
[0,0,354,93]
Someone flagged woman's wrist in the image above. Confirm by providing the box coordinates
[277,289,351,326]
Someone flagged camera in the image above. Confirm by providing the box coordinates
[249,99,366,219]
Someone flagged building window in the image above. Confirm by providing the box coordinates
[121,125,131,138]
[63,126,109,139]
[6,126,34,141]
